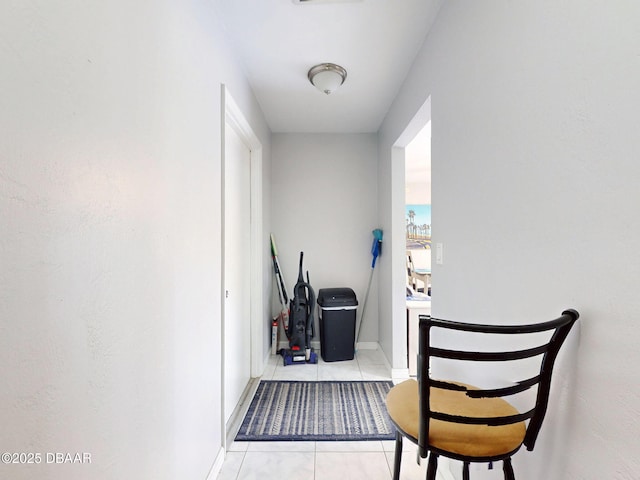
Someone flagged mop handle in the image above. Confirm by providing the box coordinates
[355,267,375,343]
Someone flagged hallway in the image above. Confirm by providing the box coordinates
[3,2,637,478]
[217,349,448,480]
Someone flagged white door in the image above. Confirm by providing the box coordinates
[224,121,252,424]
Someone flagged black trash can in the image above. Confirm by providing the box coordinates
[317,288,358,362]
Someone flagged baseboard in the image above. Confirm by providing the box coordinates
[391,367,410,381]
[206,446,225,480]
[225,377,260,447]
[262,349,271,375]
[277,340,379,352]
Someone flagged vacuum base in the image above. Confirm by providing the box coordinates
[279,348,318,366]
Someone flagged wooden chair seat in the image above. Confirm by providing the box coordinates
[387,379,526,459]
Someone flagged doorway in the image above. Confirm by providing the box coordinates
[390,96,431,377]
[405,118,431,295]
[223,116,251,426]
[221,85,264,437]
[404,120,431,376]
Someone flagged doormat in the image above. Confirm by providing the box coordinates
[236,380,396,441]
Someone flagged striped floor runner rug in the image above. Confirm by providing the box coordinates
[236,380,396,441]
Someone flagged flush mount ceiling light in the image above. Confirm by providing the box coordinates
[307,63,347,95]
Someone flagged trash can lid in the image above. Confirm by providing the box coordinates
[317,288,358,307]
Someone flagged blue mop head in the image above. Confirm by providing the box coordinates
[371,229,383,268]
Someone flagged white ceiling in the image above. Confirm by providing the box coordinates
[212,0,443,133]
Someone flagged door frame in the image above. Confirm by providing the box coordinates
[391,96,431,375]
[221,84,264,430]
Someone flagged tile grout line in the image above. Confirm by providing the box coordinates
[233,451,246,480]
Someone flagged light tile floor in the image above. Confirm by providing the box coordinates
[217,348,447,480]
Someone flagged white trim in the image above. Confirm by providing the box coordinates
[391,367,410,381]
[391,146,408,370]
[225,377,261,447]
[223,86,263,376]
[249,152,263,378]
[221,84,264,450]
[277,340,381,354]
[391,96,432,371]
[206,447,226,480]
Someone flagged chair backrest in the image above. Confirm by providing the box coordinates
[406,251,414,275]
[417,309,579,458]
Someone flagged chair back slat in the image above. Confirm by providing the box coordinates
[432,375,541,398]
[431,345,549,362]
[418,309,579,459]
[431,408,535,426]
[429,315,574,334]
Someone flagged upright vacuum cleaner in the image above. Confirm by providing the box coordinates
[280,252,318,366]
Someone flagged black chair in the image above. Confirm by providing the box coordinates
[386,309,579,480]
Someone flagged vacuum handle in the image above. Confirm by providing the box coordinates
[297,251,305,282]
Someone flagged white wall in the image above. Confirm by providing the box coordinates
[271,133,378,343]
[405,121,431,205]
[0,1,271,479]
[379,1,640,479]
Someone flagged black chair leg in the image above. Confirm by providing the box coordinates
[503,458,515,480]
[463,462,470,480]
[426,452,438,480]
[392,431,403,480]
